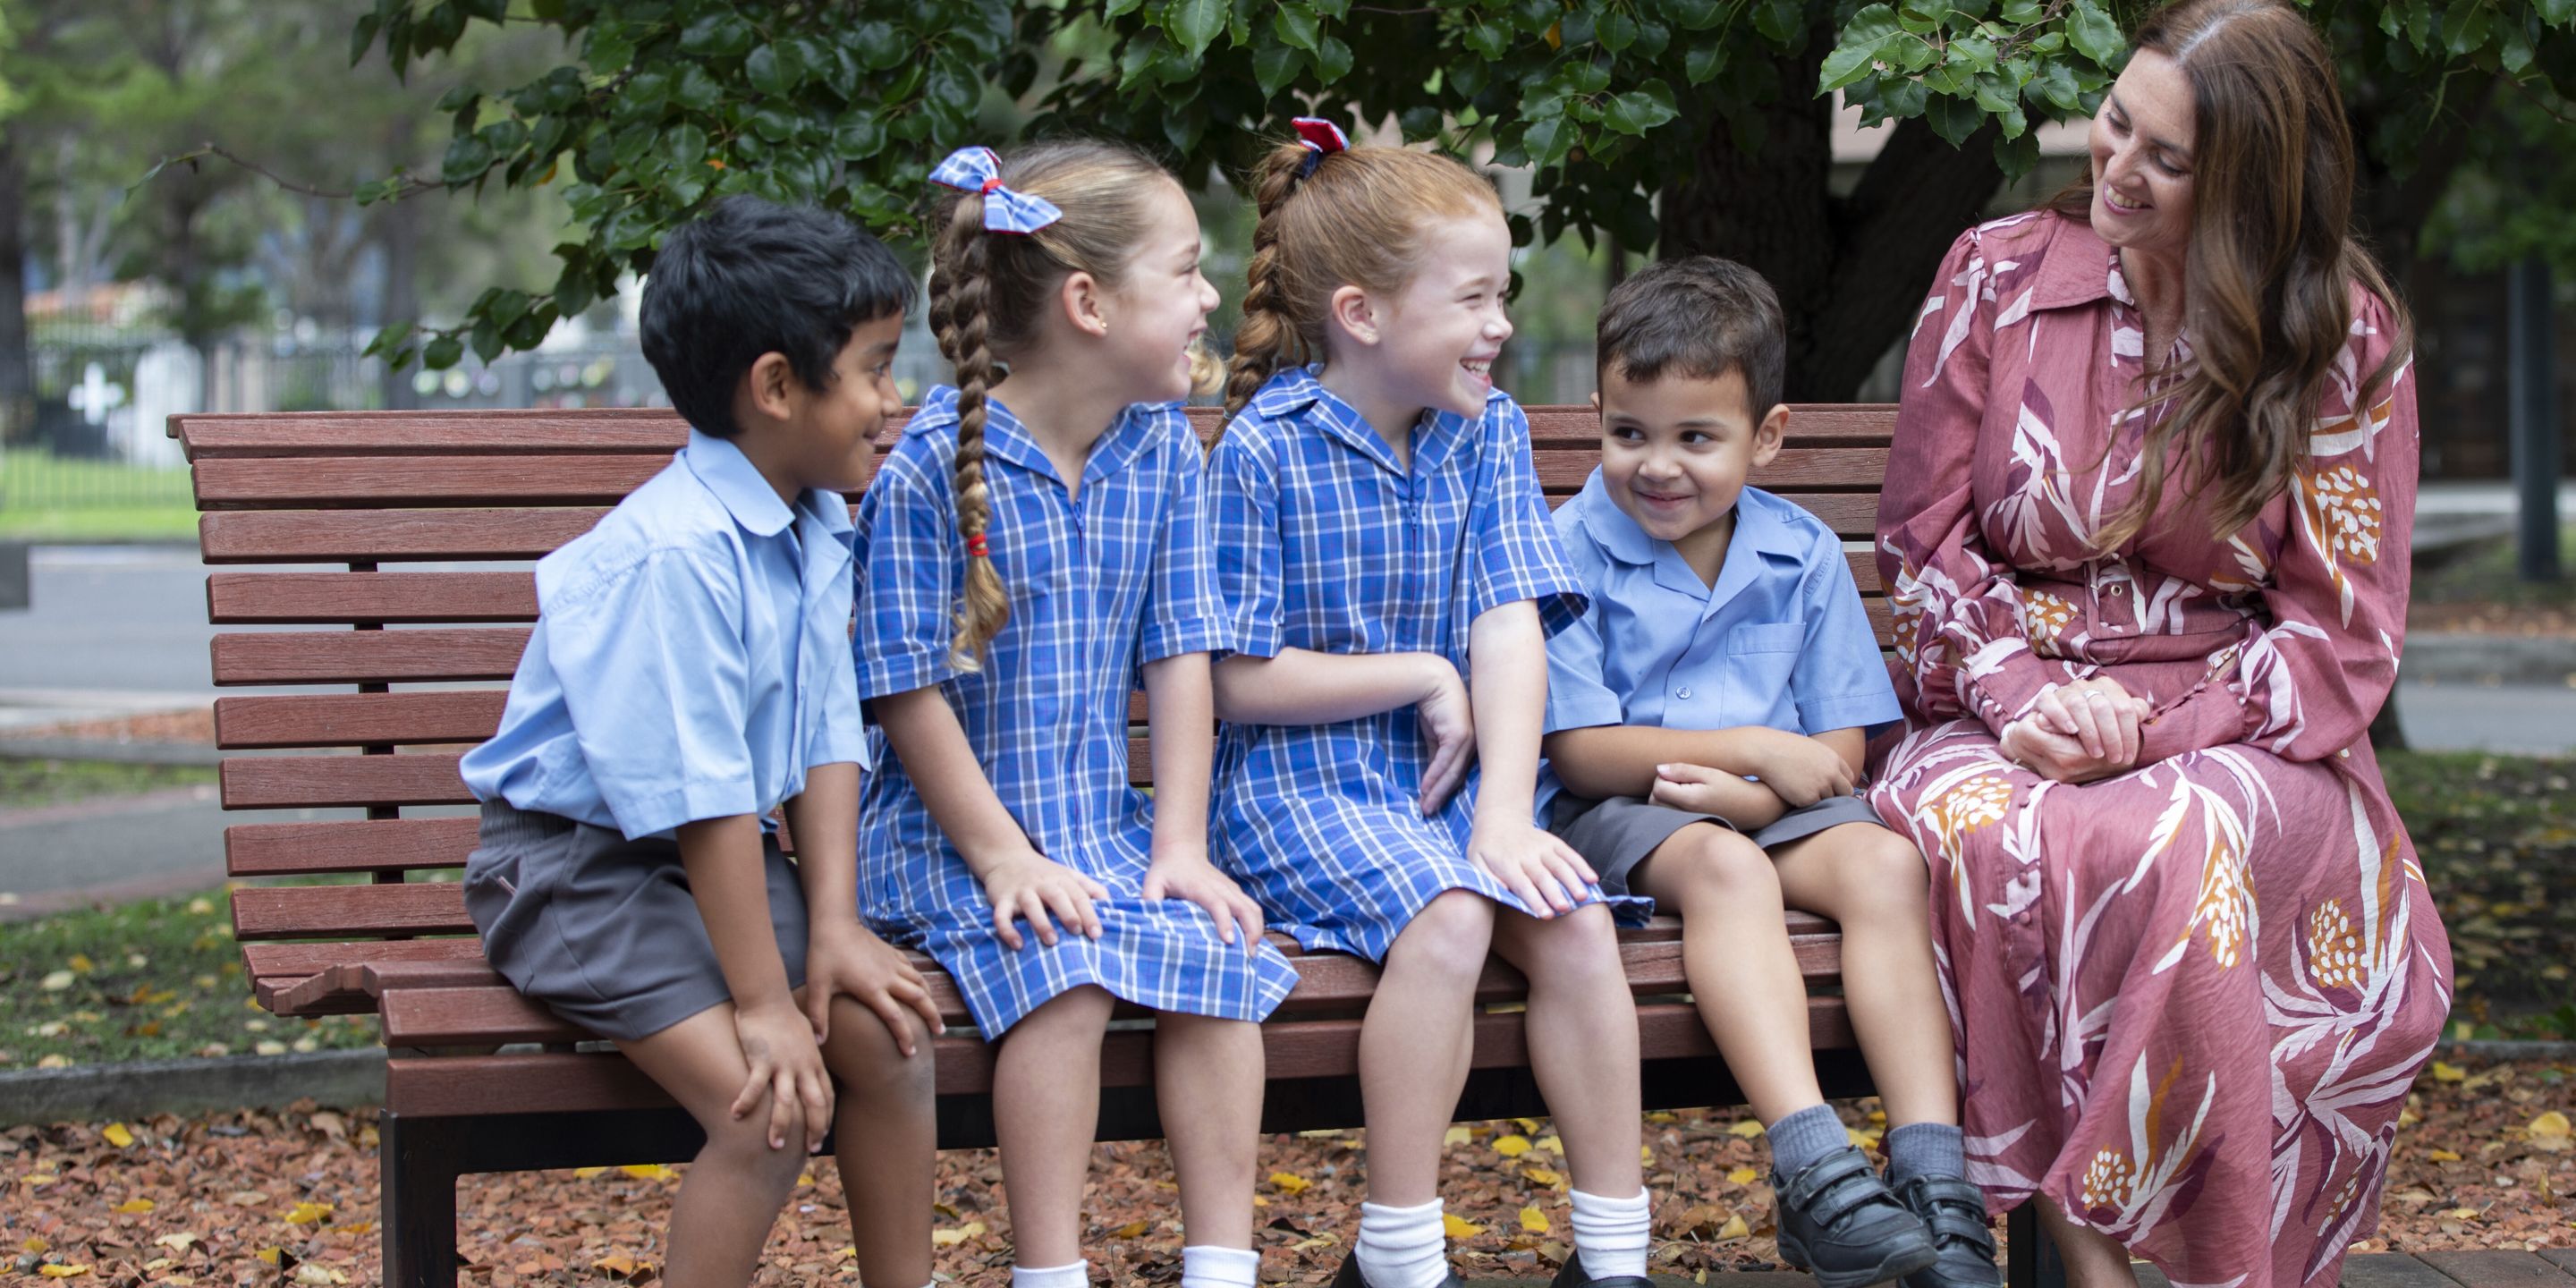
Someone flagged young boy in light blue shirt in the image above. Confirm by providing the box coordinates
[1541,258,1996,1288]
[458,197,944,1288]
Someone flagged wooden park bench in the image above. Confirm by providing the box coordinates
[180,402,2054,1287]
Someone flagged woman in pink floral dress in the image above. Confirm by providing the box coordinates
[1865,2,2452,1284]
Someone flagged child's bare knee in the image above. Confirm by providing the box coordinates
[1673,828,1778,902]
[827,998,936,1097]
[1390,889,1495,977]
[1836,830,1932,922]
[1525,905,1624,991]
[699,1109,812,1192]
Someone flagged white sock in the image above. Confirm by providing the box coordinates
[1354,1198,1448,1288]
[1011,1259,1089,1288]
[1568,1188,1652,1279]
[1181,1244,1262,1288]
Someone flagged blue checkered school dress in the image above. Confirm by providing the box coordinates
[852,387,1301,1038]
[1206,367,1651,962]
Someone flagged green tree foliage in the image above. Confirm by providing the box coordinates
[355,0,2576,395]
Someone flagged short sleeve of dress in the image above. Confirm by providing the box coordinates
[1207,424,1287,661]
[543,547,758,839]
[852,448,964,701]
[1467,399,1586,638]
[1140,419,1232,665]
[1879,225,2070,736]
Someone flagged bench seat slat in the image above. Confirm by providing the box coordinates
[213,628,533,685]
[228,817,482,877]
[221,752,473,809]
[200,509,611,564]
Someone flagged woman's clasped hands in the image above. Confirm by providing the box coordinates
[2002,675,2153,783]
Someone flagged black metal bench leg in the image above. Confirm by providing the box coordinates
[2005,1202,2067,1288]
[382,1110,462,1288]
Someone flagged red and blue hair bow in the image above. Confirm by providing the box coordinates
[929,146,1062,234]
[1292,116,1348,178]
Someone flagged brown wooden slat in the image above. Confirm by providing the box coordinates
[199,508,611,564]
[208,572,535,623]
[227,817,480,877]
[233,881,472,940]
[213,628,532,685]
[221,752,470,809]
[195,454,673,509]
[175,408,691,460]
[1523,404,1896,447]
[216,691,506,750]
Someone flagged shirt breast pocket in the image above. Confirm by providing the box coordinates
[1724,621,1807,724]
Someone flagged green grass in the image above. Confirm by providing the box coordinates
[2415,523,2576,610]
[0,886,384,1069]
[2380,750,2576,1039]
[0,447,198,541]
[0,758,217,809]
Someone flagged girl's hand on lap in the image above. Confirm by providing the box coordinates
[1414,656,1478,815]
[730,1000,835,1154]
[977,852,1109,950]
[1750,729,1855,807]
[1142,852,1269,955]
[1467,818,1598,918]
[801,920,945,1055]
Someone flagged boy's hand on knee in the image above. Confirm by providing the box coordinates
[1750,730,1855,807]
[802,920,945,1056]
[1467,818,1598,918]
[731,1000,835,1155]
[1142,853,1269,955]
[1648,763,1787,829]
[1413,656,1478,815]
[978,851,1109,950]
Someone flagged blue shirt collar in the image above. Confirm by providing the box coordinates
[682,428,798,538]
[1572,468,1804,568]
[1249,364,1481,478]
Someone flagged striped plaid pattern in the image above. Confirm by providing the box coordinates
[1205,367,1648,962]
[852,386,1299,1038]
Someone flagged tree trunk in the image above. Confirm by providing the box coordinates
[0,128,33,445]
[377,193,425,411]
[1657,12,2004,401]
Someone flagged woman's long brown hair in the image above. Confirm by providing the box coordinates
[2051,0,2411,550]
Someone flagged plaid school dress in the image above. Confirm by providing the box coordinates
[1206,367,1651,962]
[852,387,1301,1038]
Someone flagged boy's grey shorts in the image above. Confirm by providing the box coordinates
[1547,792,1887,898]
[462,800,810,1043]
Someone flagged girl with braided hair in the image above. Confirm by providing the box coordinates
[1206,121,1656,1288]
[851,140,1298,1288]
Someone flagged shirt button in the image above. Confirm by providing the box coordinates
[1675,687,1692,699]
[2106,584,2126,596]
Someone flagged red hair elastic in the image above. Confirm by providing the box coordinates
[966,533,991,558]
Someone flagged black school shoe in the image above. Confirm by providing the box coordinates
[1547,1250,1657,1288]
[1893,1175,2003,1288]
[1329,1248,1466,1288]
[1771,1146,1939,1288]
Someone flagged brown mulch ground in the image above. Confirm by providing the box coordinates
[4,1055,2570,1285]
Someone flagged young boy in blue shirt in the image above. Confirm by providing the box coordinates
[1541,258,1996,1288]
[458,196,945,1288]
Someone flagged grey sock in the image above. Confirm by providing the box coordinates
[1885,1121,1966,1187]
[1767,1104,1847,1180]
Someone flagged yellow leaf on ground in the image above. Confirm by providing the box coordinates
[1537,1135,1563,1155]
[619,1164,680,1182]
[1290,1237,1338,1252]
[1849,1128,1884,1150]
[2529,1111,2572,1140]
[2444,1207,2480,1220]
[1716,1215,1750,1240]
[153,1234,197,1252]
[1514,1117,1543,1133]
[1443,1214,1486,1239]
[1442,1126,1473,1148]
[21,1173,58,1187]
[1523,1166,1563,1186]
[1519,1207,1550,1233]
[142,1260,172,1273]
[111,1199,155,1215]
[37,1264,89,1278]
[282,1201,333,1225]
[1493,1134,1532,1157]
[102,1123,135,1148]
[1268,1171,1312,1195]
[931,1221,987,1247]
[2426,1149,2462,1163]
[2430,1061,2466,1082]
[254,1249,284,1267]
[39,970,73,992]
[1641,1145,1656,1165]
[68,953,93,974]
[22,1238,47,1253]
[592,1254,643,1277]
[1728,1166,1760,1184]
[1728,1119,1766,1138]
[292,1265,350,1285]
[1111,1220,1149,1238]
